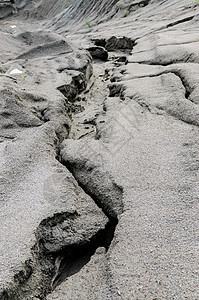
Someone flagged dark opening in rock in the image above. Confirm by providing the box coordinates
[105,36,135,51]
[51,217,117,289]
[87,46,108,61]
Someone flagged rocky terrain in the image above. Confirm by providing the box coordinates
[0,0,199,299]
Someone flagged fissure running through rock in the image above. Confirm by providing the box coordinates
[1,0,199,299]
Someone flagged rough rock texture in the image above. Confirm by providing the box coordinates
[0,0,199,299]
[0,0,29,19]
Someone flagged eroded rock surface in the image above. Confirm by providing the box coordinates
[0,0,199,299]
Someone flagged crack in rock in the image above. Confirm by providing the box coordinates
[166,15,195,29]
[50,216,117,290]
[60,140,124,220]
[34,151,124,296]
[57,72,88,102]
[2,0,199,299]
[0,51,122,299]
[94,36,135,52]
[1,167,110,299]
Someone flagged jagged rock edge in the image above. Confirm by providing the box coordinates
[0,51,124,299]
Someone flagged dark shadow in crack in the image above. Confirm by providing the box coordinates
[93,36,135,54]
[51,217,117,289]
[51,155,123,290]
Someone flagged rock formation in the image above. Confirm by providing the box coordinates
[0,0,199,299]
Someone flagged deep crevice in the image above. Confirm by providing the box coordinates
[51,217,117,289]
[166,15,194,29]
[108,83,125,100]
[1,33,125,300]
[48,155,122,292]
[128,0,151,12]
[93,36,135,53]
[57,73,87,102]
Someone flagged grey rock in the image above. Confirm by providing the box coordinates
[47,0,122,31]
[0,0,29,19]
[1,0,199,299]
[0,27,100,300]
[60,139,124,219]
[0,122,108,299]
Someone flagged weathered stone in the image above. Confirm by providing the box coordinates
[1,0,199,299]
